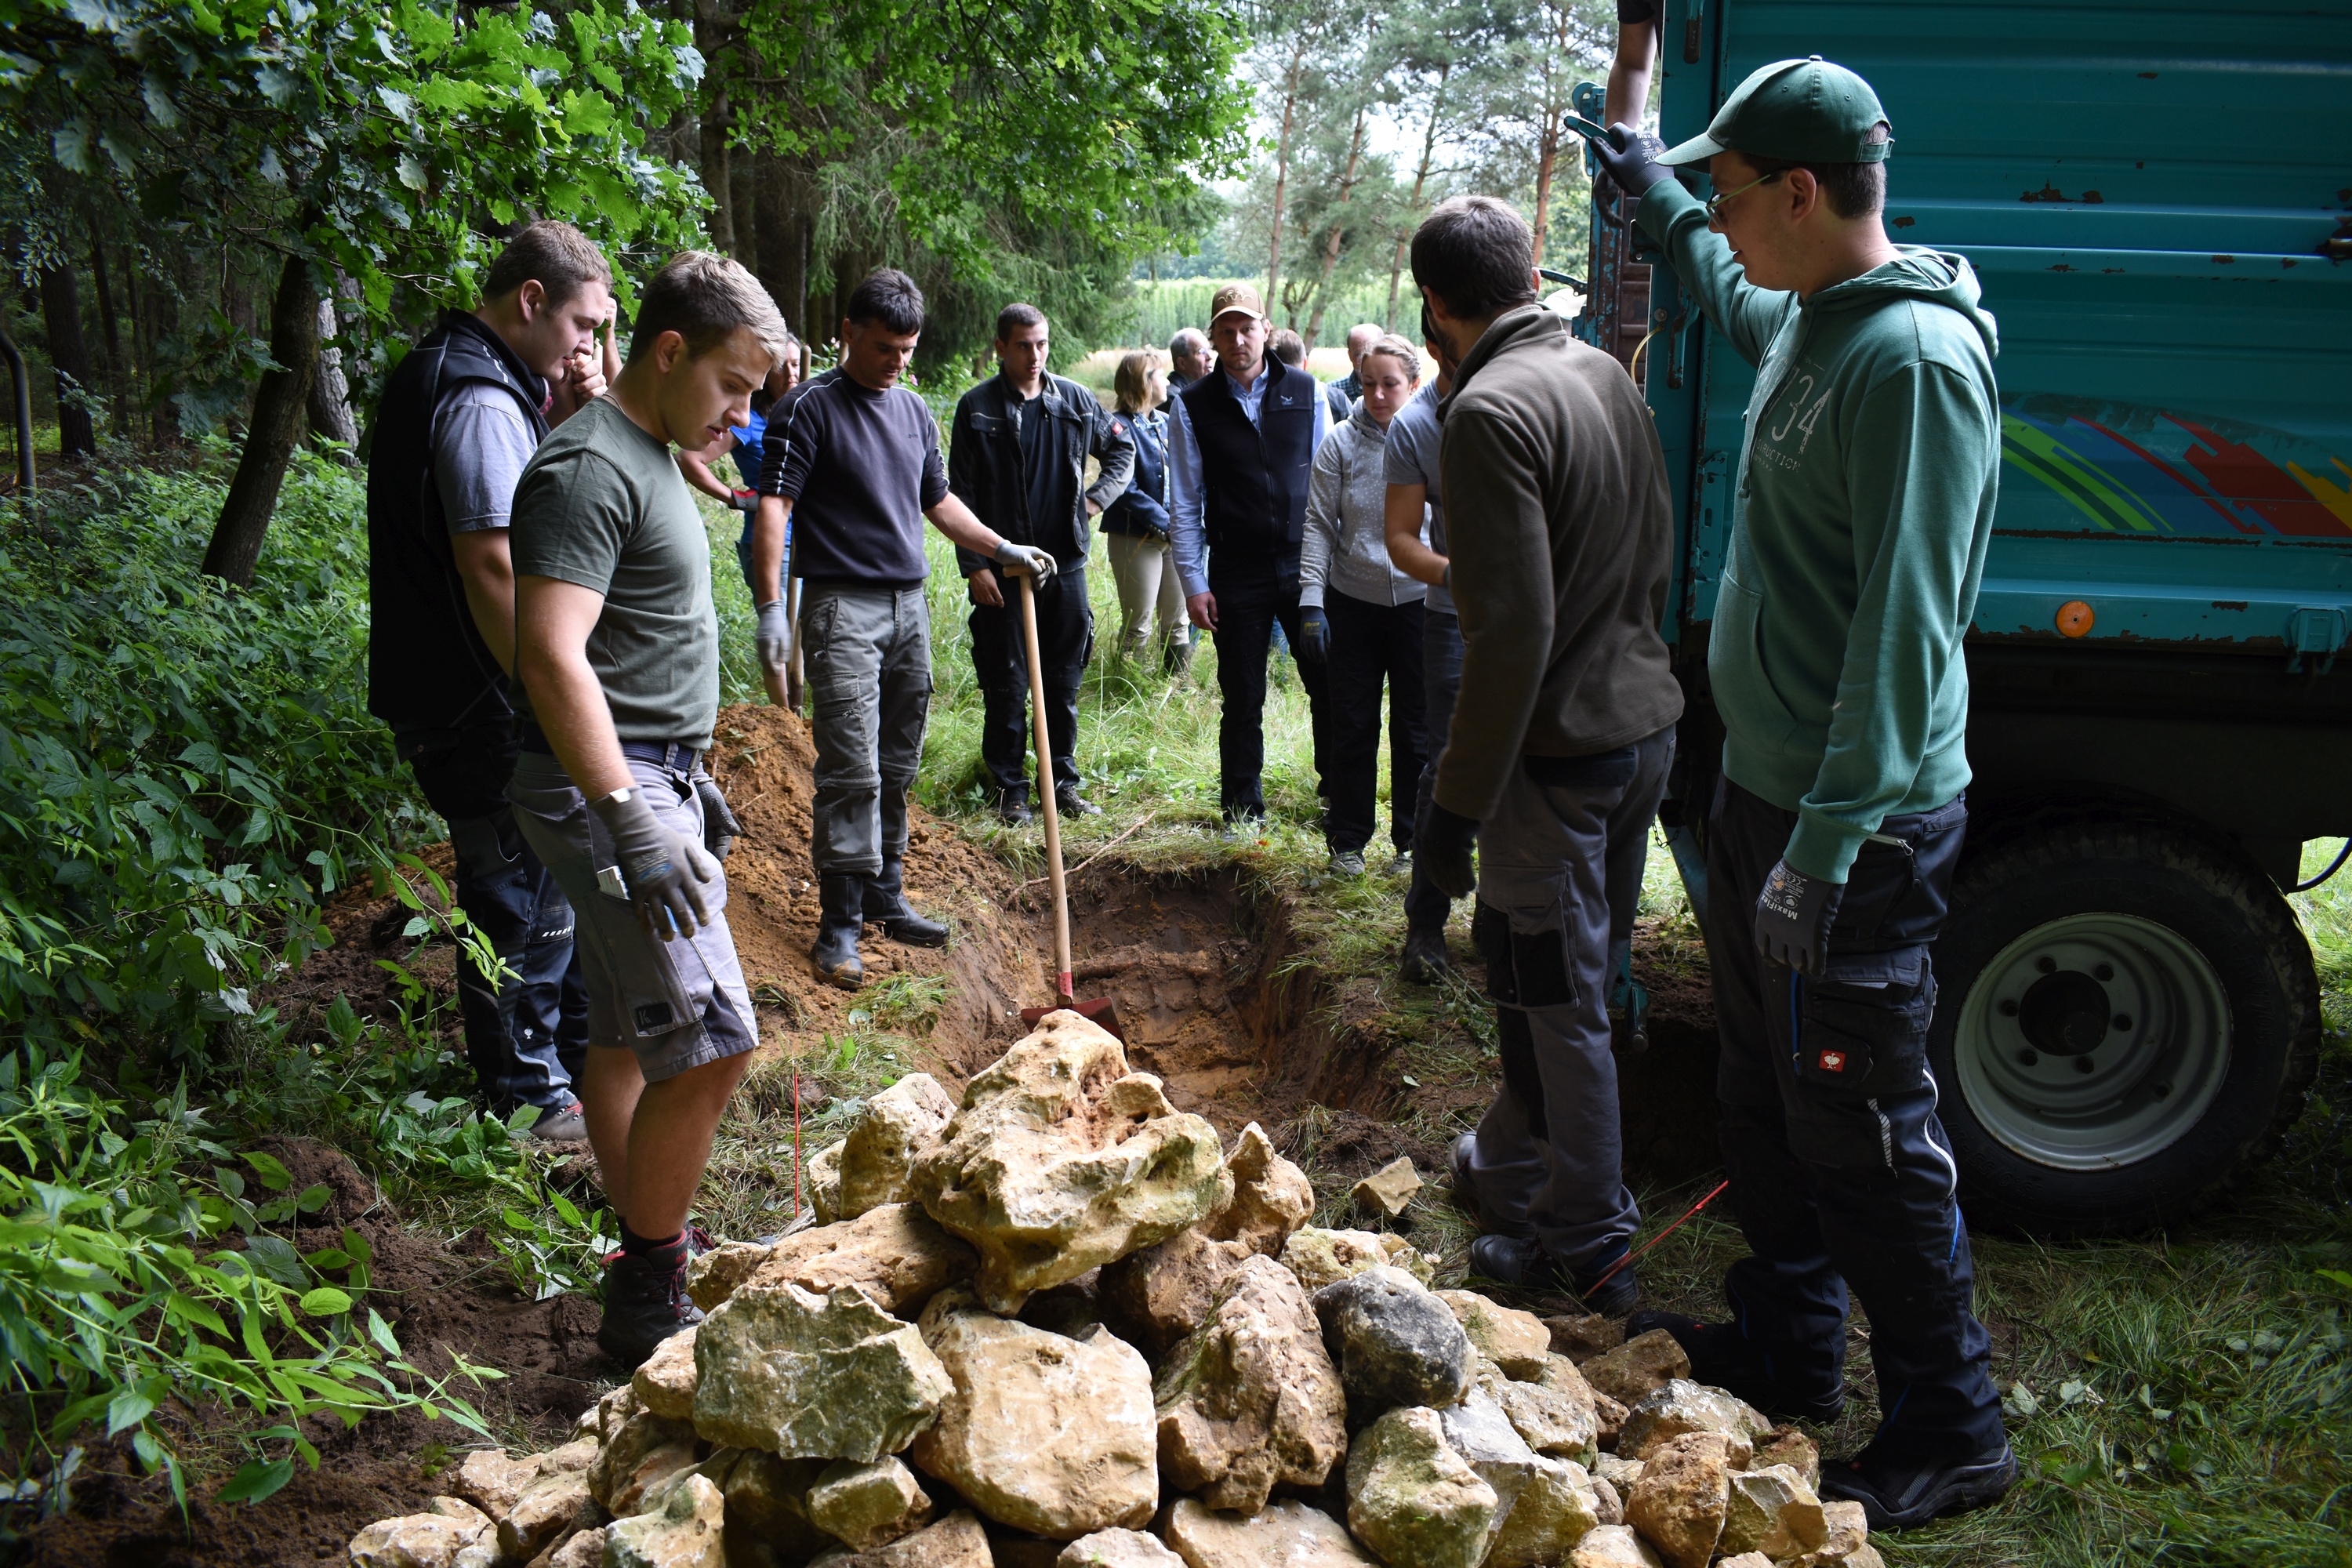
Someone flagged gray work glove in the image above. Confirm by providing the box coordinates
[695,775,743,861]
[755,599,792,681]
[1754,858,1843,978]
[993,539,1058,583]
[590,785,720,941]
[1595,122,1670,198]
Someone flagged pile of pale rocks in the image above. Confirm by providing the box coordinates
[348,1013,1882,1568]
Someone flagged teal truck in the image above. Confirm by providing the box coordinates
[1574,0,2352,1235]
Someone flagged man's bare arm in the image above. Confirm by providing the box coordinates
[1606,20,1657,129]
[452,529,519,675]
[676,446,739,504]
[514,575,631,800]
[924,492,1007,557]
[750,495,791,605]
[1384,482,1448,588]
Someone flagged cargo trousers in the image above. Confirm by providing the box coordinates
[1707,776,2006,1461]
[802,583,931,910]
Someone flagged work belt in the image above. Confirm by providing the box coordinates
[518,718,699,778]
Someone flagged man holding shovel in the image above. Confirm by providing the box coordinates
[752,269,1057,989]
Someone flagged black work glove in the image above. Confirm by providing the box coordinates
[1416,796,1480,900]
[1754,858,1843,977]
[695,775,743,862]
[729,488,759,514]
[590,785,720,941]
[1595,122,1670,199]
[1298,604,1330,663]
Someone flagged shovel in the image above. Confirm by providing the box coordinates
[1011,568,1123,1043]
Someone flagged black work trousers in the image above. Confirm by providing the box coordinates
[1707,776,2006,1462]
[1208,552,1330,820]
[1404,608,1465,932]
[1321,590,1426,855]
[968,564,1091,797]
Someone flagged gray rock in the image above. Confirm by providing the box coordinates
[691,1281,953,1461]
[1344,1406,1504,1568]
[604,1472,725,1568]
[1161,1497,1376,1567]
[1055,1528,1185,1567]
[346,1512,485,1568]
[1152,1253,1348,1514]
[1486,1454,1603,1568]
[1617,1377,1769,1466]
[1311,1264,1472,1421]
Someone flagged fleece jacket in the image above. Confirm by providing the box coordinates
[1638,177,2001,883]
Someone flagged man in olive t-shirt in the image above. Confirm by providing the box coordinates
[506,252,790,1367]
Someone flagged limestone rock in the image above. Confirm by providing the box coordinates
[808,1457,935,1552]
[722,1450,833,1560]
[606,1472,724,1568]
[1546,1313,1624,1363]
[1592,1452,1643,1491]
[1568,1524,1664,1568]
[1592,1475,1624,1526]
[1485,1454,1603,1568]
[543,1438,599,1475]
[1278,1227,1434,1293]
[1439,1290,1552,1380]
[1436,1394,1538,1557]
[1594,1388,1631,1450]
[1154,1254,1347,1514]
[1196,1123,1315,1254]
[1622,1431,1735,1568]
[347,1513,484,1568]
[1787,1500,1875,1568]
[425,1495,488,1530]
[1161,1498,1376,1568]
[840,1073,960,1218]
[588,1389,700,1515]
[634,1326,699,1420]
[1312,1265,1472,1421]
[912,1013,1230,1312]
[1350,1158,1421,1220]
[691,1281,952,1461]
[808,1508,993,1567]
[451,1541,495,1568]
[909,1291,1158,1539]
[1719,1464,1828,1559]
[1489,1369,1600,1465]
[1577,1330,1690,1410]
[451,1449,539,1520]
[1754,1428,1821,1489]
[811,1141,846,1224]
[1719,1557,1774,1568]
[1056,1528,1185,1567]
[1098,1228,1255,1356]
[699,1203,979,1314]
[684,1241,771,1312]
[497,1468,589,1563]
[1344,1406,1503,1568]
[546,1528,606,1568]
[1617,1378,1769,1466]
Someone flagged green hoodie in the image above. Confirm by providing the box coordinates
[1638,178,2001,884]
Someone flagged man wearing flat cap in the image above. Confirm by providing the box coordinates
[1596,56,2013,1529]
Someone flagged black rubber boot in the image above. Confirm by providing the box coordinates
[866,859,949,948]
[597,1242,703,1367]
[1401,925,1452,984]
[811,873,866,990]
[1622,1308,1848,1422]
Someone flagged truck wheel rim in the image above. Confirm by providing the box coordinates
[1953,913,2230,1171]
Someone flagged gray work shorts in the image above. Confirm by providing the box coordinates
[506,748,759,1083]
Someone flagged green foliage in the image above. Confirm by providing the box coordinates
[0,450,438,1047]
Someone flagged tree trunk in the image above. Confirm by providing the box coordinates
[38,263,96,459]
[753,155,796,318]
[85,224,123,422]
[1530,109,1562,267]
[700,91,735,254]
[730,152,759,267]
[1266,40,1308,311]
[202,256,318,588]
[1303,105,1368,351]
[307,296,359,456]
[1386,62,1449,330]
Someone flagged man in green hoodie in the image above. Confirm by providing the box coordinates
[1595,57,2013,1529]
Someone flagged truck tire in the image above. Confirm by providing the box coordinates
[1927,818,2318,1237]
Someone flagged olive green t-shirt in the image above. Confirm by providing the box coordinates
[509,394,718,751]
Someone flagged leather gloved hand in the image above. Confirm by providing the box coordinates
[1298,604,1330,663]
[1595,122,1671,199]
[590,785,720,941]
[1754,858,1843,977]
[695,775,743,861]
[755,600,791,681]
[1416,796,1480,900]
[993,540,1058,583]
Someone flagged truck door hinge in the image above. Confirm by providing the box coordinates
[2285,605,2345,675]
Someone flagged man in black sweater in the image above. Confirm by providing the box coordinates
[752,270,1055,989]
[950,303,1134,822]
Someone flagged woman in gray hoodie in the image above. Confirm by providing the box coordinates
[1298,334,1432,876]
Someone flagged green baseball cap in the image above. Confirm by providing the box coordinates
[1659,55,1892,166]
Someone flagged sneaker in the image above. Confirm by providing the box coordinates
[1327,850,1367,877]
[597,1243,704,1367]
[996,787,1033,826]
[1401,926,1452,985]
[1449,1133,1532,1240]
[1621,1309,1846,1421]
[1468,1233,1640,1316]
[1820,1440,2018,1530]
[1055,788,1102,818]
[516,1100,586,1142]
[1386,850,1413,877]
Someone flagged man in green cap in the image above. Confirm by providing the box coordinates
[1595,56,2013,1528]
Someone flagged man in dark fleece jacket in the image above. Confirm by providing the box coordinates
[1410,196,1684,1316]
[1597,56,2012,1530]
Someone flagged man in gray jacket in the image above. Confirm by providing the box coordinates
[1413,195,1685,1312]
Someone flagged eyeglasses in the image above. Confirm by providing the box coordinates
[1705,169,1784,223]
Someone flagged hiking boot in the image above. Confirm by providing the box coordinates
[597,1243,703,1367]
[1401,926,1452,985]
[1469,1234,1640,1317]
[1450,1133,1532,1240]
[1820,1440,2018,1530]
[1622,1308,1847,1421]
[1163,637,1194,678]
[811,874,866,990]
[1327,850,1367,877]
[1055,787,1102,818]
[996,786,1033,826]
[866,864,949,948]
[517,1099,586,1142]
